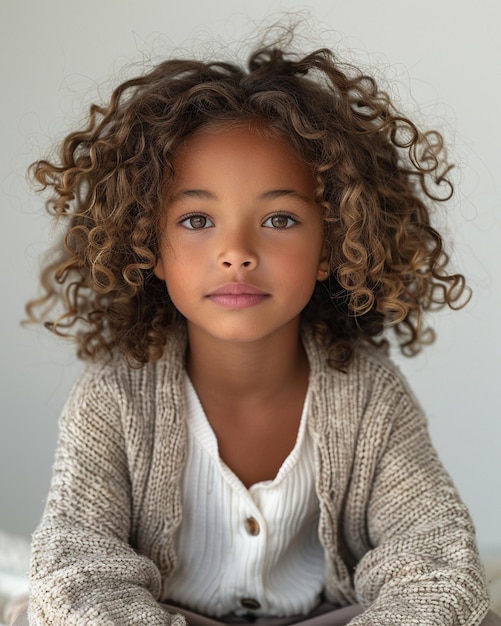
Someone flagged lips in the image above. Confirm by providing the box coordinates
[208,283,267,296]
[207,283,270,309]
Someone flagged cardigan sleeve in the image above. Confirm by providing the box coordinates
[27,364,185,626]
[348,363,490,626]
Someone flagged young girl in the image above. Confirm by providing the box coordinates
[20,38,500,626]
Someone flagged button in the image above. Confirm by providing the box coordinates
[244,517,260,536]
[240,598,261,610]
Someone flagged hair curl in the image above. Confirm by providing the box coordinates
[26,43,469,369]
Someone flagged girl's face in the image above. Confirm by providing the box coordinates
[155,124,328,347]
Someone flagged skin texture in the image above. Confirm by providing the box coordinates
[155,125,329,485]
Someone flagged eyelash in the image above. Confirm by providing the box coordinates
[178,214,214,230]
[262,213,298,229]
[178,212,299,230]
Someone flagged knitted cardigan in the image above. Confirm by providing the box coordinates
[28,329,490,625]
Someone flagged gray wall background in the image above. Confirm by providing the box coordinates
[1,0,500,551]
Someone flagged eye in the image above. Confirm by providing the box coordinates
[262,214,298,229]
[179,214,214,230]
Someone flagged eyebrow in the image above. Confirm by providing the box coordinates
[172,189,311,202]
[260,189,310,202]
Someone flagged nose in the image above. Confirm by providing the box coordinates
[217,228,258,271]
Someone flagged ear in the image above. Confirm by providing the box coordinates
[317,266,329,281]
[154,257,166,281]
[316,242,330,281]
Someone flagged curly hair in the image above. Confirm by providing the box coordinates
[26,43,468,369]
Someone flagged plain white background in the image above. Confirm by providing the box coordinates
[1,0,500,551]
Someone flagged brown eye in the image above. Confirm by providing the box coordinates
[189,216,207,229]
[180,214,214,229]
[263,214,297,229]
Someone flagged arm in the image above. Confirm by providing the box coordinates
[28,364,185,626]
[349,372,490,625]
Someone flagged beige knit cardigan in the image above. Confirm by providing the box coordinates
[28,329,490,625]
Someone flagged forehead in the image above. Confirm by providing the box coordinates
[169,124,316,192]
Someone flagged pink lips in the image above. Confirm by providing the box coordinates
[207,283,270,309]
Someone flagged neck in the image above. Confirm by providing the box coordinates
[186,322,308,403]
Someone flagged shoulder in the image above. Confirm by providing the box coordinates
[305,331,418,404]
[304,331,425,440]
[64,327,188,416]
[352,344,420,404]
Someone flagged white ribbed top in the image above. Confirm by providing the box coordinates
[166,377,325,618]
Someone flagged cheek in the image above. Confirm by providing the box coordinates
[155,234,187,282]
[284,234,325,270]
[154,257,166,281]
[160,267,193,317]
[276,249,321,293]
[161,248,197,302]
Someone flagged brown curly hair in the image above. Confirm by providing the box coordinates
[26,43,468,369]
